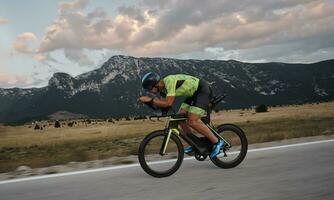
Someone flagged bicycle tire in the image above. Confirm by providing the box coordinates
[138,130,184,178]
[210,124,248,168]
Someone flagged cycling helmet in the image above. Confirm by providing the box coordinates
[142,72,161,90]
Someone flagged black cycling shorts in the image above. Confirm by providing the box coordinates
[180,79,211,116]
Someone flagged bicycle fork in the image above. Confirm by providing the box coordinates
[159,129,173,156]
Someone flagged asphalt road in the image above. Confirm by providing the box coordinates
[1,139,334,200]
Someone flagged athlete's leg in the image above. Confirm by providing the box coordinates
[178,108,195,154]
[178,108,192,135]
[178,100,193,135]
[186,112,218,144]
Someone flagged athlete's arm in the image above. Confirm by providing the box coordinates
[152,96,175,108]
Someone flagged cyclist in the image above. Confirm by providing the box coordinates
[138,72,224,158]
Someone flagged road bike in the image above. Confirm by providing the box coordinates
[138,94,248,177]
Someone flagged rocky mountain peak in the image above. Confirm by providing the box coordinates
[48,72,76,90]
[102,55,136,70]
[0,56,333,124]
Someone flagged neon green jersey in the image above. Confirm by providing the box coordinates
[162,74,200,97]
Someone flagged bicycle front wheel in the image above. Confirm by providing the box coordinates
[138,130,184,178]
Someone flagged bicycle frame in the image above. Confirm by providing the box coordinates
[159,115,231,156]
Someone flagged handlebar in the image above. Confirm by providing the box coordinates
[143,102,175,120]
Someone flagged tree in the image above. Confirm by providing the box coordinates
[255,104,268,113]
[68,121,74,127]
[54,120,61,128]
[34,124,41,130]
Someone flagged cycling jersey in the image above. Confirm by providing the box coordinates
[161,74,210,116]
[162,74,200,97]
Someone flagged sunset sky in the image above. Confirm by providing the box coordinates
[1,0,334,88]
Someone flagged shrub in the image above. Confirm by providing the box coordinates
[255,104,268,113]
[54,120,61,128]
[68,122,74,127]
[34,124,41,130]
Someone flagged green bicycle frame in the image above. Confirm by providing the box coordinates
[159,116,231,155]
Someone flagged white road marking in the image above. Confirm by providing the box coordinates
[1,138,333,185]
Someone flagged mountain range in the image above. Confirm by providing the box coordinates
[0,55,333,124]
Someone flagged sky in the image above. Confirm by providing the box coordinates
[1,0,334,88]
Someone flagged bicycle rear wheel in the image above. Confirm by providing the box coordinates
[211,124,248,168]
[138,130,184,177]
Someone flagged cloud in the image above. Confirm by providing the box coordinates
[58,0,89,14]
[118,5,146,23]
[0,17,9,25]
[20,0,334,63]
[13,32,38,54]
[64,49,94,66]
[0,69,52,88]
[0,72,30,88]
[87,7,107,19]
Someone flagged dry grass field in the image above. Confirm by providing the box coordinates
[0,101,333,173]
